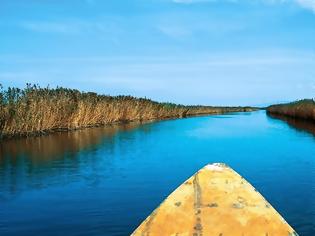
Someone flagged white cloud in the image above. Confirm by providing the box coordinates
[172,0,315,12]
[21,22,79,34]
[20,18,123,35]
[296,0,315,11]
[157,25,192,38]
[173,0,236,3]
[173,0,211,3]
[1,49,314,105]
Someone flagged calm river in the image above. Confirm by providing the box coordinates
[0,111,314,235]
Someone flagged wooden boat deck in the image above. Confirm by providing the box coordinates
[132,163,298,236]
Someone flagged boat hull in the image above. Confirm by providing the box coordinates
[132,163,297,236]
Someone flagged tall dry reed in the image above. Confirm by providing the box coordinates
[0,84,255,138]
[267,99,315,121]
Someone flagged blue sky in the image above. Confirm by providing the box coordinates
[1,0,315,106]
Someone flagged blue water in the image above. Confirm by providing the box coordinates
[0,111,314,235]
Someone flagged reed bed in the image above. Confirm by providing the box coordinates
[267,99,315,121]
[0,84,255,139]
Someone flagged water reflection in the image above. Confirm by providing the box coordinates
[0,122,147,199]
[0,122,143,163]
[267,113,315,137]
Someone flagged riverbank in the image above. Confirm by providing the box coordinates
[0,85,257,139]
[267,99,315,122]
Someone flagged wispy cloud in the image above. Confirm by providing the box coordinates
[173,0,216,3]
[157,25,192,38]
[20,18,123,35]
[1,49,314,65]
[172,0,240,4]
[21,22,79,34]
[296,0,315,11]
[157,21,245,39]
[1,49,314,105]
[172,0,315,13]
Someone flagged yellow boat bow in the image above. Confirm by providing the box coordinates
[132,163,297,236]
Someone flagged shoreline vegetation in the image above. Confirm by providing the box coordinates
[267,99,315,122]
[0,84,257,139]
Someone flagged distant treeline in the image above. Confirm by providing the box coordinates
[267,99,315,121]
[0,84,255,139]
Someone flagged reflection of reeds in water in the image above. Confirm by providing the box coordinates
[0,84,255,138]
[267,113,315,136]
[0,122,145,197]
[0,122,142,164]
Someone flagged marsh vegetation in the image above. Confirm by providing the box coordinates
[0,84,255,139]
[267,99,315,122]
